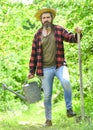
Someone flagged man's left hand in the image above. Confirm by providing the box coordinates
[75,27,82,34]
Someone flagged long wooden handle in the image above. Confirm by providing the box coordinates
[77,33,84,119]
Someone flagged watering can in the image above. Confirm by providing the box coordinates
[2,82,41,104]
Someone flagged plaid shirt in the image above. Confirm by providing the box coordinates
[29,24,78,76]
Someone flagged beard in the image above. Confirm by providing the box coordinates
[42,21,52,30]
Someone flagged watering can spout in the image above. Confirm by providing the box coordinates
[2,84,26,100]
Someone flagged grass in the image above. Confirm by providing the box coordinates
[0,100,93,130]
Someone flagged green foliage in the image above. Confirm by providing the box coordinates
[0,100,93,130]
[0,0,93,112]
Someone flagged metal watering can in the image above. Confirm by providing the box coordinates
[2,82,41,104]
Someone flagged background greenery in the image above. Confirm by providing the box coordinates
[0,0,93,129]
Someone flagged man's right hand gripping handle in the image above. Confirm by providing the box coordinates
[28,73,34,79]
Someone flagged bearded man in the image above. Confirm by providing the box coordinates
[28,8,82,127]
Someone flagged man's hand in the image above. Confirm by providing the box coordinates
[75,27,82,34]
[28,73,34,79]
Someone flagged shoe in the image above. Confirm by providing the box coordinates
[43,120,52,127]
[67,108,76,117]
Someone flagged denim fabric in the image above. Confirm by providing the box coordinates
[41,66,72,120]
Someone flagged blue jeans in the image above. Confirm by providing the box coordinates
[41,66,72,120]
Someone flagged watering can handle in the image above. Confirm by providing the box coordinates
[25,76,41,85]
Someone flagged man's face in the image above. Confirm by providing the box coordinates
[41,13,53,29]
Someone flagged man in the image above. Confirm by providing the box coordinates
[28,8,82,126]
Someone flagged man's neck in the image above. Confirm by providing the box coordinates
[42,27,52,37]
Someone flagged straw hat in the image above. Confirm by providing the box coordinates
[35,7,56,21]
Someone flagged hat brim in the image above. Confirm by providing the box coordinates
[35,8,56,21]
